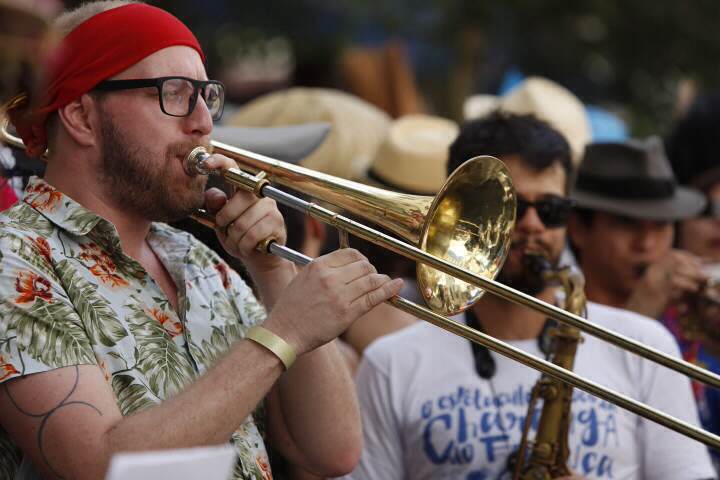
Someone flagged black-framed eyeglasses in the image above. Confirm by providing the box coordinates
[516,195,575,228]
[93,76,225,121]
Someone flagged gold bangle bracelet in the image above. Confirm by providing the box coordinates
[245,326,296,370]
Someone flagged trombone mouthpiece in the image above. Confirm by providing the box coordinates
[185,146,211,176]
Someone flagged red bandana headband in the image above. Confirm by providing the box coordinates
[8,3,205,157]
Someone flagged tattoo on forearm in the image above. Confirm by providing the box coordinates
[3,366,103,479]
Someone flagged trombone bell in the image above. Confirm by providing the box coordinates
[203,140,517,316]
[419,157,515,313]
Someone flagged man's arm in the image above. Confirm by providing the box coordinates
[265,341,362,476]
[210,248,364,476]
[0,339,284,480]
[201,153,403,474]
[0,245,400,480]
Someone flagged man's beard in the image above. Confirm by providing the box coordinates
[497,237,560,296]
[98,112,207,222]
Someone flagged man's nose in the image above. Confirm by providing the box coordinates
[517,206,545,233]
[183,95,213,137]
[632,222,667,251]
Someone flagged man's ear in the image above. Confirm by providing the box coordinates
[56,94,101,148]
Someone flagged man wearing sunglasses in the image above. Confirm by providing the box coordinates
[0,2,403,480]
[347,111,713,479]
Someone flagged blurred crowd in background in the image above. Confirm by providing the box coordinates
[3,1,720,478]
[98,0,720,136]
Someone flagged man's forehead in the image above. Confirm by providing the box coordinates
[113,46,207,80]
[500,154,566,195]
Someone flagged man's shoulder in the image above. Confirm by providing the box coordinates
[363,317,463,366]
[586,300,678,352]
[0,201,55,238]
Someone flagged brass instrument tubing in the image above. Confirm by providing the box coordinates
[264,236,720,451]
[214,164,720,390]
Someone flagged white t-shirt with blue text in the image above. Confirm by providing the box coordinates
[345,301,716,480]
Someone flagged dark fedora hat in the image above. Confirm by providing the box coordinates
[571,136,706,221]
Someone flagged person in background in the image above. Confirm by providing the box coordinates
[463,76,592,272]
[664,91,720,472]
[567,138,707,319]
[345,111,714,479]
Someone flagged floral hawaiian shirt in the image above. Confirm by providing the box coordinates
[0,177,273,480]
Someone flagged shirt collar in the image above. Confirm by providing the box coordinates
[22,176,198,259]
[23,176,115,238]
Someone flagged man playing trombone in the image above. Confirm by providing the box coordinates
[0,2,404,479]
[346,111,715,479]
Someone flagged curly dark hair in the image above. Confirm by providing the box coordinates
[447,110,573,191]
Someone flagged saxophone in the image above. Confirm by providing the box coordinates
[511,254,587,480]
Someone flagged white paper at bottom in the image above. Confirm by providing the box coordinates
[105,444,236,480]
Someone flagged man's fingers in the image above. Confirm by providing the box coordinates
[201,153,237,172]
[672,276,705,295]
[317,248,368,269]
[203,188,228,214]
[222,197,279,238]
[350,276,404,313]
[677,267,709,286]
[231,211,287,254]
[334,259,377,285]
[214,191,263,231]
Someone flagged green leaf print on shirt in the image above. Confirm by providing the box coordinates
[4,203,54,237]
[111,373,159,416]
[66,208,100,234]
[10,299,95,367]
[56,259,129,347]
[125,297,195,398]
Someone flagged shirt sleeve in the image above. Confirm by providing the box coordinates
[0,231,96,384]
[342,353,405,480]
[635,327,716,480]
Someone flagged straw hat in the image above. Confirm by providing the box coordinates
[363,114,459,194]
[464,76,591,167]
[225,87,390,179]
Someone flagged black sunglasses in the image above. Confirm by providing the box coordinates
[93,76,225,121]
[516,195,575,228]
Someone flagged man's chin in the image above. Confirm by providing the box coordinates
[497,266,547,296]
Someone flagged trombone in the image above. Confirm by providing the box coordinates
[2,118,720,451]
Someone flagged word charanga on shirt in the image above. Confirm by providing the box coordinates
[0,177,273,480]
[348,303,715,480]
